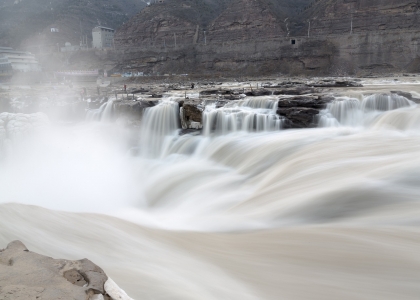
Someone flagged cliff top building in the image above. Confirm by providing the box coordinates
[92,26,115,49]
[0,54,13,79]
[0,47,41,72]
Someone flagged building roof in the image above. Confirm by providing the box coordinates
[93,26,115,31]
[0,48,31,55]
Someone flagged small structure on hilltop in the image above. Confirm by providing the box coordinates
[0,47,41,72]
[61,42,81,53]
[92,26,115,49]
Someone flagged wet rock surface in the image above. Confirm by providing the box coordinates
[0,241,110,300]
[307,80,363,88]
[278,107,320,128]
[390,91,420,103]
[277,96,333,128]
[181,100,204,129]
[113,99,157,121]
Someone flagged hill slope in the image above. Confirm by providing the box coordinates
[0,0,147,49]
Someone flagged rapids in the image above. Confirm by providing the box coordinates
[1,92,420,299]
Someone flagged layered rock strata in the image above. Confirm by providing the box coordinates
[114,0,420,76]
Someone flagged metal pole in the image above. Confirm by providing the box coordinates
[308,20,310,38]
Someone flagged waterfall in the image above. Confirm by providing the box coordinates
[203,97,283,135]
[361,93,413,111]
[85,98,114,122]
[318,97,363,127]
[319,94,415,127]
[4,85,420,300]
[239,98,279,109]
[100,99,115,122]
[140,100,180,158]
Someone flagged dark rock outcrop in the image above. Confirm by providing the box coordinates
[279,107,320,128]
[277,95,333,128]
[113,99,157,120]
[182,100,204,129]
[308,80,363,88]
[245,89,273,96]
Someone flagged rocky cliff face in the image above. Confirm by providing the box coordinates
[115,0,299,75]
[207,0,286,43]
[114,0,420,76]
[294,0,419,36]
[291,0,420,74]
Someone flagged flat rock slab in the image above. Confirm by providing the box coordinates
[0,241,108,300]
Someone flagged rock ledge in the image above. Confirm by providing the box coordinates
[0,241,132,300]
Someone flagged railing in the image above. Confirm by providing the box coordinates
[54,70,99,76]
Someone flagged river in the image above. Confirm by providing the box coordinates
[1,84,420,299]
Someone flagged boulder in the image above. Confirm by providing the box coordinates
[277,95,334,128]
[0,240,109,300]
[181,100,204,129]
[277,107,320,128]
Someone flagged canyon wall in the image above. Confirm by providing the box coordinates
[114,0,420,76]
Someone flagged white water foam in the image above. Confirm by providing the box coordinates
[203,97,283,135]
[319,94,416,127]
[86,98,115,122]
[2,92,420,299]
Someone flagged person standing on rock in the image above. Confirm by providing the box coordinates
[124,84,127,92]
[191,83,195,89]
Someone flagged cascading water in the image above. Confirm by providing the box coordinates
[100,98,115,122]
[203,97,283,135]
[318,97,364,127]
[139,99,180,158]
[86,98,115,122]
[362,93,413,111]
[3,87,420,300]
[319,93,416,127]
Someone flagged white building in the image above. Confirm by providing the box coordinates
[0,54,12,78]
[92,26,115,49]
[0,47,41,72]
[61,42,80,53]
